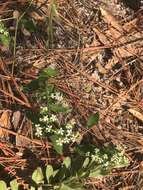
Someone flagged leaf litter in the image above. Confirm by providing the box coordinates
[0,0,142,189]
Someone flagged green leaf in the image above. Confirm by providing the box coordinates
[0,21,10,48]
[46,164,54,183]
[45,84,55,94]
[86,112,99,129]
[0,180,7,190]
[63,157,71,169]
[89,167,109,177]
[30,187,35,190]
[54,185,61,190]
[79,170,90,178]
[60,181,82,190]
[10,179,19,190]
[21,18,37,32]
[0,34,10,48]
[54,166,67,182]
[59,184,72,190]
[24,79,39,91]
[59,183,80,190]
[89,165,110,177]
[82,157,90,168]
[89,169,103,177]
[71,156,85,176]
[49,104,70,113]
[53,169,59,178]
[50,135,63,155]
[37,187,43,190]
[41,67,58,78]
[75,144,95,155]
[77,158,90,178]
[32,167,44,184]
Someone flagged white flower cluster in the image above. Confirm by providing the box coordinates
[35,123,54,137]
[0,21,9,36]
[34,105,79,145]
[55,119,79,146]
[34,106,58,137]
[39,113,58,123]
[50,92,69,107]
[110,151,129,167]
[85,147,129,169]
[90,149,109,164]
[40,106,48,113]
[35,118,79,145]
[51,92,63,102]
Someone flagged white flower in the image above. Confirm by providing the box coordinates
[62,101,69,107]
[94,149,100,154]
[57,128,64,135]
[75,131,80,138]
[86,152,90,157]
[4,31,8,36]
[45,125,53,133]
[40,106,48,113]
[35,124,40,128]
[43,115,50,122]
[43,95,47,99]
[50,114,58,122]
[35,127,43,137]
[66,129,72,136]
[64,137,70,144]
[54,92,63,102]
[103,154,108,160]
[70,134,77,142]
[39,115,50,123]
[70,119,76,125]
[66,123,73,129]
[104,161,109,167]
[50,93,55,99]
[56,138,63,146]
[0,28,4,33]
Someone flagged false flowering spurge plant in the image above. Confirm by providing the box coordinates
[2,67,129,190]
[30,144,129,190]
[0,145,129,190]
[75,144,129,177]
[0,20,11,48]
[25,67,80,154]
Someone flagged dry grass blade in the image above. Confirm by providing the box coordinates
[128,109,143,122]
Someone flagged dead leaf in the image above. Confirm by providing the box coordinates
[96,62,107,74]
[106,27,122,41]
[0,110,11,138]
[30,11,45,21]
[128,109,143,122]
[12,111,21,131]
[123,18,138,32]
[93,27,110,45]
[16,119,32,147]
[100,7,124,33]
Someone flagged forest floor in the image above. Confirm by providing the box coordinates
[0,0,143,189]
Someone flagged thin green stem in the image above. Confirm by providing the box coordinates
[12,0,33,75]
